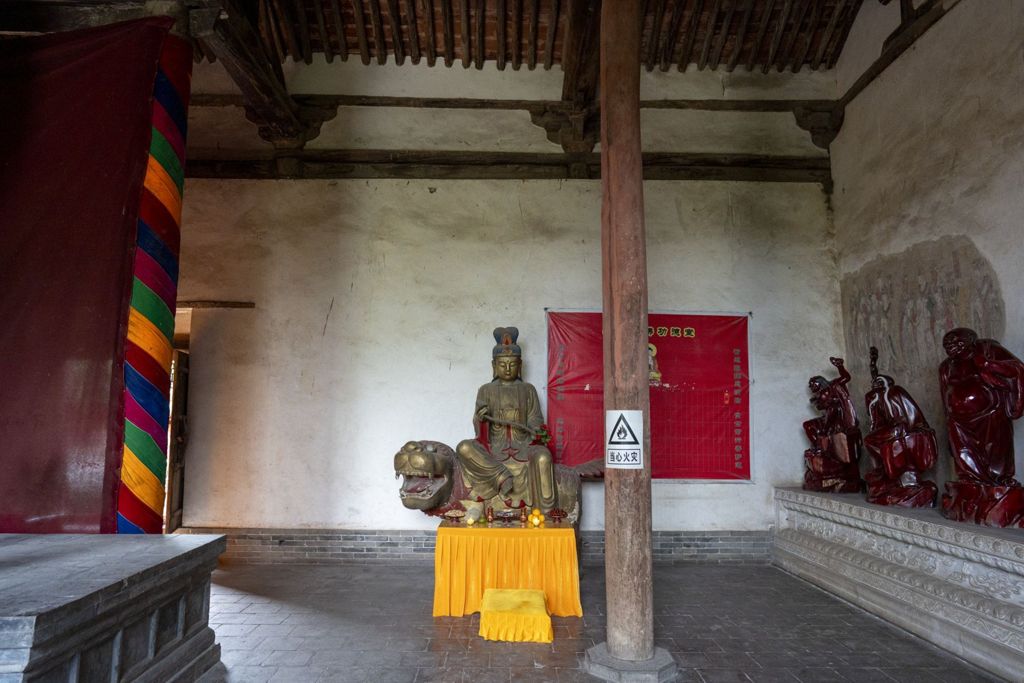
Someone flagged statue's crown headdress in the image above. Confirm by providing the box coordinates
[492,326,521,358]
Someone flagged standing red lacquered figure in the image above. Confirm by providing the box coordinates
[939,328,1024,527]
[863,347,938,508]
[802,357,863,493]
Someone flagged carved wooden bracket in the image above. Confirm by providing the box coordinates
[529,105,600,154]
[190,1,328,147]
[793,103,845,151]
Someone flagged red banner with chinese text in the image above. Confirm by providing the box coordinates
[547,311,750,479]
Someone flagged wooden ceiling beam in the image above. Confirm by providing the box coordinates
[677,0,704,72]
[497,0,508,70]
[528,0,540,69]
[709,0,736,70]
[292,0,313,63]
[186,149,832,185]
[421,0,437,65]
[351,0,372,64]
[697,0,722,71]
[725,0,753,72]
[312,0,333,62]
[459,0,471,67]
[259,0,286,64]
[810,0,845,70]
[512,0,523,70]
[659,0,687,72]
[544,0,560,69]
[190,3,314,145]
[763,0,791,73]
[826,0,862,69]
[387,0,406,64]
[744,0,773,70]
[473,0,485,69]
[329,0,350,60]
[368,0,387,64]
[405,0,421,63]
[643,0,667,72]
[270,0,302,61]
[790,0,819,72]
[440,0,455,65]
[776,0,808,71]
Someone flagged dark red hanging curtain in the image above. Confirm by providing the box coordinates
[0,18,174,532]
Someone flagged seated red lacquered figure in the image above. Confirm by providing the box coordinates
[940,328,1024,527]
[862,347,938,508]
[802,357,863,493]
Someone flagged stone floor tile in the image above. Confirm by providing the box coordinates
[264,650,315,667]
[695,669,754,683]
[225,665,278,682]
[743,669,800,682]
[209,565,1001,683]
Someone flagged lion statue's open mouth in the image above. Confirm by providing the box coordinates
[394,441,456,511]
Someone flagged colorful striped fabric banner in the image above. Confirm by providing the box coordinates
[117,35,191,534]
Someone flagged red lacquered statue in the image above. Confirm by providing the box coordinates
[939,328,1024,527]
[802,357,863,493]
[863,347,938,508]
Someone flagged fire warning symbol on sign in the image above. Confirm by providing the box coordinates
[605,410,644,469]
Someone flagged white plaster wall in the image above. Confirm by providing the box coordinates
[831,0,1024,471]
[178,179,839,531]
[834,0,901,95]
[191,55,837,101]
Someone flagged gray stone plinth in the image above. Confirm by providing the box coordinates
[0,534,225,683]
[774,487,1024,681]
[584,643,677,682]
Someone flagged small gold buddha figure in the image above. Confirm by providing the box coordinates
[456,327,557,516]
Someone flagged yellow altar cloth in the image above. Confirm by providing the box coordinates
[433,523,583,617]
[479,589,553,643]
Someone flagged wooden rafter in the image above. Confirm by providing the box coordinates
[696,0,721,71]
[440,0,454,66]
[643,0,666,71]
[311,0,332,62]
[763,0,792,73]
[791,0,819,72]
[351,0,372,64]
[474,0,485,68]
[292,0,313,63]
[512,0,523,70]
[810,0,843,70]
[659,0,687,72]
[368,0,386,64]
[528,0,540,69]
[386,0,405,64]
[708,0,735,70]
[677,0,703,72]
[421,0,437,65]
[745,0,774,71]
[405,0,421,62]
[329,0,350,60]
[544,0,560,69]
[726,0,754,72]
[497,0,508,70]
[776,0,808,72]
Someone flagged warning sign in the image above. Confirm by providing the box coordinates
[605,410,643,469]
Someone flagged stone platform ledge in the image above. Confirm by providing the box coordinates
[773,487,1024,681]
[585,643,677,682]
[0,534,225,683]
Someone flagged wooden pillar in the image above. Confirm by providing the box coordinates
[600,0,653,663]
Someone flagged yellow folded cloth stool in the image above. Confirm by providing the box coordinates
[478,588,553,643]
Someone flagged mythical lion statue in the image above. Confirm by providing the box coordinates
[394,440,602,526]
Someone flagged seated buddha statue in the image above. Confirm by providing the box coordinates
[456,327,557,515]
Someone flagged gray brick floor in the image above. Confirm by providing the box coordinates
[208,564,1001,683]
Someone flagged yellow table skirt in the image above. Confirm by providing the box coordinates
[433,524,583,617]
[479,589,553,643]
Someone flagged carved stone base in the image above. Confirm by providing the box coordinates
[584,644,677,683]
[803,450,862,493]
[942,480,1024,528]
[774,487,1024,681]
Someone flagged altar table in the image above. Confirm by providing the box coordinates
[432,523,583,617]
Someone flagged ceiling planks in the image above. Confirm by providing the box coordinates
[248,0,858,73]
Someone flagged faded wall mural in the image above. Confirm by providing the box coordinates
[840,236,1005,485]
